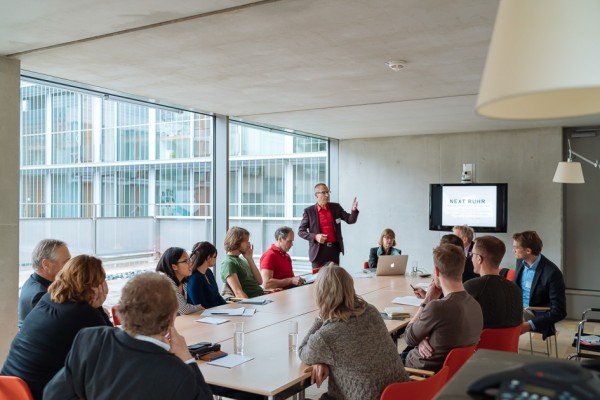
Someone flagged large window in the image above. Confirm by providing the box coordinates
[19,78,328,272]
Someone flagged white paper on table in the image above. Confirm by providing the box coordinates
[238,298,269,305]
[351,272,374,279]
[242,308,256,316]
[195,317,229,325]
[202,307,245,316]
[208,354,254,368]
[392,296,423,307]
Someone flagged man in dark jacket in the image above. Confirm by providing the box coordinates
[512,231,567,339]
[298,183,358,270]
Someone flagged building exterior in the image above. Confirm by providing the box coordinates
[19,78,328,268]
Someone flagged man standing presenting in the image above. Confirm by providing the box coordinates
[404,243,482,372]
[452,225,479,282]
[18,239,71,327]
[260,226,305,290]
[464,236,523,329]
[512,231,566,338]
[298,183,358,270]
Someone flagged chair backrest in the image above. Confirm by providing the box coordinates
[380,366,449,400]
[0,376,34,400]
[505,269,516,281]
[477,326,521,353]
[443,345,477,380]
[111,305,121,326]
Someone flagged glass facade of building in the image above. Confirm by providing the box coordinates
[19,79,328,266]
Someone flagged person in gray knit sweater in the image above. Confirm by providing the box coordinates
[298,264,408,400]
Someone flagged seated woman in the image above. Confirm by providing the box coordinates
[220,227,263,299]
[368,228,401,269]
[298,264,408,400]
[44,273,213,399]
[187,241,226,309]
[156,247,203,315]
[1,255,112,400]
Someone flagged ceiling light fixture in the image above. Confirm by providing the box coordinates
[386,60,406,71]
[476,0,600,119]
[553,139,599,184]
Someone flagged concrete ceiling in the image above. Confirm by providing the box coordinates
[3,0,600,139]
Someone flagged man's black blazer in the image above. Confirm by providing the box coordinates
[514,254,567,339]
[462,241,479,282]
[298,202,358,263]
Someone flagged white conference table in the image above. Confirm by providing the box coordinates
[175,273,430,399]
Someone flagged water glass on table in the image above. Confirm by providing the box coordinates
[234,322,245,355]
[288,320,299,352]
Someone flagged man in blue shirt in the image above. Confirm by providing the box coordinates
[512,231,566,338]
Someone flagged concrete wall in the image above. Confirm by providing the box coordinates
[0,56,21,361]
[337,127,563,274]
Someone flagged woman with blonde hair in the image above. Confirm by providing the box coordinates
[1,255,112,400]
[368,228,401,270]
[298,264,408,400]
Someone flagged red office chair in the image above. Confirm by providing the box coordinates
[0,376,33,400]
[443,345,477,380]
[111,305,121,326]
[477,326,521,353]
[405,344,477,382]
[380,366,449,400]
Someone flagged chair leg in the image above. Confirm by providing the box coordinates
[529,332,534,355]
[553,335,559,359]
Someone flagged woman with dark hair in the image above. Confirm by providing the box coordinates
[1,255,112,400]
[188,241,226,309]
[156,247,203,315]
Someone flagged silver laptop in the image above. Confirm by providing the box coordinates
[376,255,409,276]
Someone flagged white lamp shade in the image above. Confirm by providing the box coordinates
[553,161,585,184]
[477,0,600,120]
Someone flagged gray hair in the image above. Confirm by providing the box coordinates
[32,239,67,271]
[274,226,293,240]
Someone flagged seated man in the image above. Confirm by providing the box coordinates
[18,239,71,327]
[452,225,479,282]
[44,273,212,399]
[260,226,305,290]
[220,226,264,299]
[464,235,523,328]
[512,231,566,338]
[404,243,483,372]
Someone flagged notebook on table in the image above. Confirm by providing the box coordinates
[375,255,409,276]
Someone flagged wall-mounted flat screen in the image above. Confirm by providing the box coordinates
[429,183,508,233]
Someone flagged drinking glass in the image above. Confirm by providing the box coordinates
[233,322,245,355]
[288,320,299,352]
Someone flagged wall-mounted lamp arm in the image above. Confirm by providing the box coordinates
[568,139,599,169]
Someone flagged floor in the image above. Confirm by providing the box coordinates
[301,318,596,399]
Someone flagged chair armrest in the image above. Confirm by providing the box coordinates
[404,367,435,379]
[525,306,551,312]
[226,297,243,303]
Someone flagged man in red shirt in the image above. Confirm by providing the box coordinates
[298,183,359,270]
[260,226,306,289]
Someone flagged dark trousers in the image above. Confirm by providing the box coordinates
[311,242,341,270]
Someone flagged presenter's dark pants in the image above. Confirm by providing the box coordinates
[311,241,340,270]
